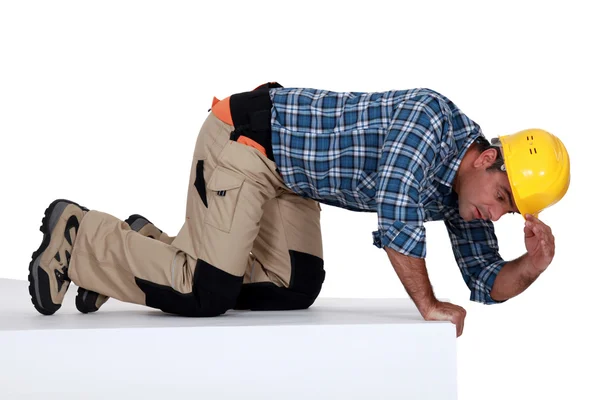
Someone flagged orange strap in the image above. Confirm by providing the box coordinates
[211,96,267,157]
[237,136,266,156]
[211,96,233,126]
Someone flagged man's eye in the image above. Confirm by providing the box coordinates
[497,192,504,201]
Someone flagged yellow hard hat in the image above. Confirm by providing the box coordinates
[498,128,570,218]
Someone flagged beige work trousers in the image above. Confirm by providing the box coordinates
[68,112,323,313]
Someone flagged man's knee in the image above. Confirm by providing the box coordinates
[235,250,325,311]
[135,259,242,317]
[192,259,243,316]
[288,250,325,300]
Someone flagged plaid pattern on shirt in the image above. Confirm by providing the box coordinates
[268,87,507,304]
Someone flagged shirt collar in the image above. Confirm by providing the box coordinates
[434,133,480,192]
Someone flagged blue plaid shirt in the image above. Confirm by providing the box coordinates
[268,87,507,304]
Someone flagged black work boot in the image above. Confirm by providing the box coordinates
[28,199,89,315]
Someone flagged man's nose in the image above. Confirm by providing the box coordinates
[489,205,505,222]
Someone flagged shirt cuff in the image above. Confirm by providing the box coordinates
[469,260,508,305]
[372,220,426,259]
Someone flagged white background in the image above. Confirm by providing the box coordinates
[1,1,597,399]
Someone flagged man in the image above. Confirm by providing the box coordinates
[28,83,570,337]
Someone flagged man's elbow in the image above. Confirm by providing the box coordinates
[489,285,508,303]
[470,285,508,305]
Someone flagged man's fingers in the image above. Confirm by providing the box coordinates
[542,239,555,259]
[546,232,555,247]
[532,224,550,238]
[425,303,466,337]
[525,219,555,246]
[455,316,464,337]
[541,229,555,247]
[528,214,553,235]
[524,223,535,237]
[527,214,550,228]
[526,213,537,222]
[450,311,466,337]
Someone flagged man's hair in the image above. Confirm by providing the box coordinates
[472,136,506,172]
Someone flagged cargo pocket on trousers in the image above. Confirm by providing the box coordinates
[206,166,245,233]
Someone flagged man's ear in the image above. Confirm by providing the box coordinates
[474,148,498,168]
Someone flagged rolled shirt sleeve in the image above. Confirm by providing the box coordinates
[372,99,443,259]
[444,210,507,304]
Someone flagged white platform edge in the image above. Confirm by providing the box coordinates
[0,279,457,400]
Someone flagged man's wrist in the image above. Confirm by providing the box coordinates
[522,253,546,276]
[415,295,438,316]
[513,253,546,296]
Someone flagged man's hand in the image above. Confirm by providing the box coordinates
[524,214,555,273]
[384,247,467,337]
[422,300,467,337]
[490,214,556,301]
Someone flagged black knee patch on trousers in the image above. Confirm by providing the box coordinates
[135,278,201,317]
[288,250,325,296]
[235,250,325,311]
[192,259,243,316]
[135,259,242,317]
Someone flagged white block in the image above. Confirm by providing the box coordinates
[0,279,456,399]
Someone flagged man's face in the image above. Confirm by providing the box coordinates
[456,149,518,222]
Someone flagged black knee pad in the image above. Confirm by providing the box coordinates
[192,259,243,316]
[288,250,325,299]
[235,250,325,311]
[135,259,242,317]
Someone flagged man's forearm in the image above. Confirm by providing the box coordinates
[490,253,543,301]
[384,247,436,314]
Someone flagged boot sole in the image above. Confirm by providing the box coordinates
[28,199,88,315]
[75,287,101,314]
